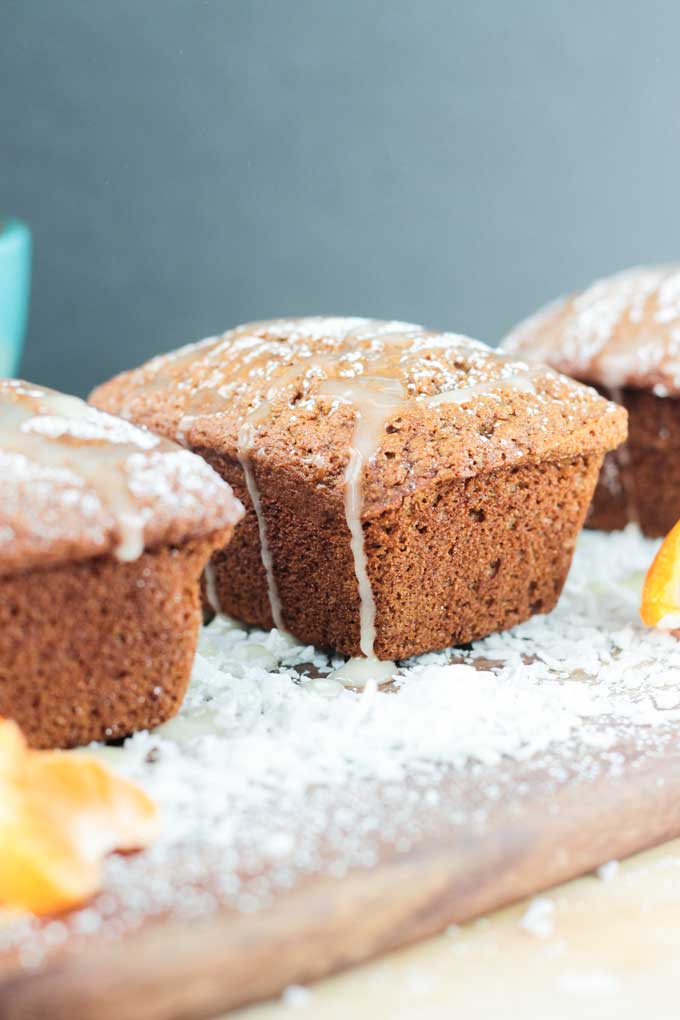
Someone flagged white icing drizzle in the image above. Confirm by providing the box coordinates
[100,508,145,561]
[428,375,535,405]
[328,656,398,688]
[204,560,222,616]
[319,376,408,658]
[320,372,537,659]
[0,383,152,561]
[237,419,287,633]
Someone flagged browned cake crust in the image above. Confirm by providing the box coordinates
[0,533,229,749]
[204,450,601,659]
[585,388,680,537]
[91,317,626,659]
[503,267,680,537]
[0,380,243,747]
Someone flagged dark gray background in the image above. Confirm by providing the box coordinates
[2,0,680,395]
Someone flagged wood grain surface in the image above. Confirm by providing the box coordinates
[237,836,680,1020]
[2,731,680,1020]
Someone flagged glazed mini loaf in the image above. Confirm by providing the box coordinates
[0,379,243,748]
[91,317,626,661]
[503,266,680,537]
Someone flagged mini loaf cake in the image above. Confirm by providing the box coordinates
[503,266,680,536]
[91,317,626,662]
[0,379,243,749]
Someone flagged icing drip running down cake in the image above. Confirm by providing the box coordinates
[91,317,626,662]
[503,266,680,537]
[0,380,243,748]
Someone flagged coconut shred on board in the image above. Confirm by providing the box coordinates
[4,525,680,964]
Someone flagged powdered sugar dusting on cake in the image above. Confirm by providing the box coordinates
[91,318,625,649]
[504,265,680,393]
[91,318,625,546]
[94,316,612,450]
[0,380,243,575]
[2,526,679,968]
[23,413,161,448]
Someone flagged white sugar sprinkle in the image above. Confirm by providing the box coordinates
[596,860,620,882]
[281,985,313,1008]
[519,897,555,939]
[559,969,620,996]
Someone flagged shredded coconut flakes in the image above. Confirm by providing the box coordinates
[2,526,679,969]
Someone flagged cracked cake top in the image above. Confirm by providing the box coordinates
[90,316,626,517]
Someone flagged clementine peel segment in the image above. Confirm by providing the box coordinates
[641,519,680,628]
[0,718,157,915]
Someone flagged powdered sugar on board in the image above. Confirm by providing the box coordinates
[3,525,680,969]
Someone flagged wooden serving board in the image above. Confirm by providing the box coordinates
[2,729,680,1020]
[1,530,679,1020]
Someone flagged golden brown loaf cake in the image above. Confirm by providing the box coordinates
[503,266,680,536]
[91,317,626,661]
[0,379,243,748]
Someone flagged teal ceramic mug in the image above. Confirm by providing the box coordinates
[0,219,31,376]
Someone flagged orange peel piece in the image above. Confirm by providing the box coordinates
[0,718,157,915]
[641,519,680,629]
